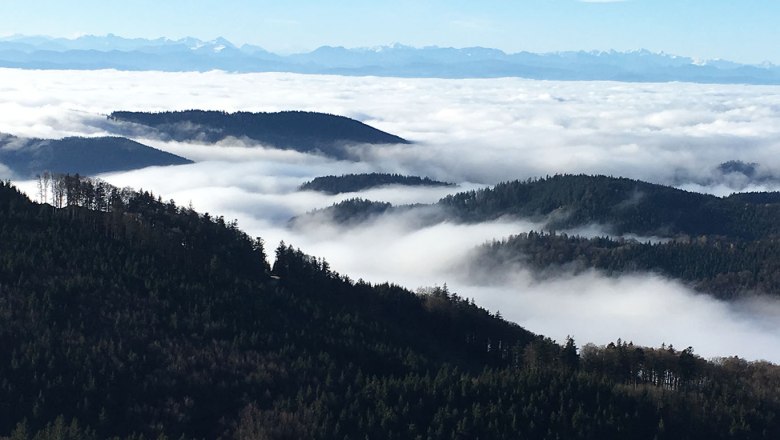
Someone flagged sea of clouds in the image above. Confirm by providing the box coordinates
[3,68,780,362]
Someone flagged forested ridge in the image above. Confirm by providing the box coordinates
[438,174,780,240]
[1,178,779,439]
[299,173,453,195]
[473,231,780,299]
[300,174,780,240]
[289,198,395,227]
[0,135,191,178]
[301,174,780,298]
[444,175,780,298]
[108,110,409,160]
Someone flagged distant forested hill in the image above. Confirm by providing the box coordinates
[295,174,780,240]
[438,174,780,240]
[289,198,395,227]
[1,178,778,439]
[289,197,447,229]
[109,110,410,160]
[299,173,453,194]
[0,134,192,178]
[294,174,780,298]
[472,231,780,299]
[440,175,780,297]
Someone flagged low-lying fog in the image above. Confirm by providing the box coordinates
[4,68,780,362]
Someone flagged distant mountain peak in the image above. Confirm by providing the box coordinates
[365,42,414,52]
[207,37,235,52]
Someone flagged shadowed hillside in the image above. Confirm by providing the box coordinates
[109,110,410,160]
[471,231,780,299]
[295,174,780,240]
[438,174,780,240]
[0,134,192,178]
[1,178,778,439]
[295,174,780,299]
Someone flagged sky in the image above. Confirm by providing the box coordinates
[1,0,779,64]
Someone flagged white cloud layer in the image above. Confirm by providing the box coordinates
[4,68,780,362]
[3,68,780,189]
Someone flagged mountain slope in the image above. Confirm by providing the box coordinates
[471,231,780,299]
[438,174,780,240]
[446,176,780,297]
[1,178,778,439]
[300,174,780,240]
[297,174,780,298]
[0,178,536,438]
[0,134,192,178]
[108,110,410,160]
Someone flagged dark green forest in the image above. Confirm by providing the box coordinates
[289,198,395,227]
[1,177,779,439]
[0,134,191,179]
[298,174,780,298]
[300,174,780,240]
[443,175,780,298]
[108,110,409,160]
[472,231,780,299]
[437,174,780,240]
[299,173,452,195]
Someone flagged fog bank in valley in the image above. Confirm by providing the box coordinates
[3,68,780,189]
[4,68,780,362]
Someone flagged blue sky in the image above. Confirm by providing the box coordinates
[1,0,779,63]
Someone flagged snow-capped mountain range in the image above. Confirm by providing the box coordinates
[1,34,778,85]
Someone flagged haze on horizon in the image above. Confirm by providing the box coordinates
[1,0,779,64]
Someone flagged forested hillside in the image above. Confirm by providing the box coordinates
[292,174,780,299]
[109,110,410,160]
[299,173,452,194]
[438,174,780,239]
[1,178,778,439]
[472,231,780,299]
[301,174,780,240]
[0,134,192,178]
[289,198,395,227]
[442,175,780,298]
